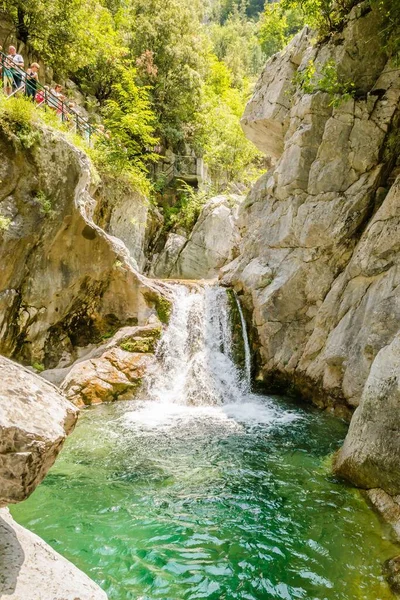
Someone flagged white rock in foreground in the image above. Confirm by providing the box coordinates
[0,508,107,600]
[0,356,78,506]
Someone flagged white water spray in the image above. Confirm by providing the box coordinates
[145,283,251,406]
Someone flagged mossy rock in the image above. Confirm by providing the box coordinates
[120,337,156,353]
[144,291,172,325]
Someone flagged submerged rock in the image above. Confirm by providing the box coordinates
[384,555,400,595]
[0,355,78,506]
[0,508,107,599]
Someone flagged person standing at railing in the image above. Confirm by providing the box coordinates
[25,63,40,100]
[7,46,24,93]
[48,84,65,113]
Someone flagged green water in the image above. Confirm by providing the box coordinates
[11,396,399,600]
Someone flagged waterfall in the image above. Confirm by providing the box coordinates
[145,283,251,406]
[233,291,252,384]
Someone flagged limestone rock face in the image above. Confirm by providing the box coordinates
[60,325,161,405]
[152,195,242,279]
[0,508,107,599]
[151,233,187,278]
[0,126,169,369]
[94,177,163,273]
[223,1,400,415]
[0,356,78,507]
[334,334,400,494]
[241,27,311,158]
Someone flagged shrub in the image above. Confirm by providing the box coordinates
[0,94,40,148]
[294,59,355,106]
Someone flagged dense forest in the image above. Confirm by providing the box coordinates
[0,0,398,194]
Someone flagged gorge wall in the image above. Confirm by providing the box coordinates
[222,1,400,495]
[0,125,171,375]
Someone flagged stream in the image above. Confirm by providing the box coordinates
[12,284,399,600]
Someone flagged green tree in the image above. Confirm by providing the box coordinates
[195,57,263,189]
[259,2,304,57]
[95,65,158,189]
[1,0,117,77]
[207,9,265,84]
[124,0,209,148]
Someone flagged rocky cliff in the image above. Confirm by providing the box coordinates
[0,125,171,373]
[222,1,400,495]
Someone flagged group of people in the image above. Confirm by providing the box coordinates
[1,45,39,97]
[0,44,103,141]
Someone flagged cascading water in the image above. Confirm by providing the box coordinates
[233,289,252,384]
[11,283,400,600]
[145,283,250,407]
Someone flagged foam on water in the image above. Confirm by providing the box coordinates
[122,282,297,430]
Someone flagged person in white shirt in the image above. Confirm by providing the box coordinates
[5,46,24,94]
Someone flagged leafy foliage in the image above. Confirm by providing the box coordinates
[194,57,263,189]
[0,93,40,147]
[294,58,355,106]
[259,2,304,57]
[163,181,209,233]
[97,67,158,187]
[35,191,53,215]
[1,0,117,78]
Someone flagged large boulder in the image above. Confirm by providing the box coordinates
[152,195,242,279]
[59,325,161,405]
[0,508,107,599]
[0,355,78,507]
[334,334,400,494]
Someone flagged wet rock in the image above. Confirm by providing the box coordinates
[383,555,400,596]
[365,489,400,540]
[0,355,78,506]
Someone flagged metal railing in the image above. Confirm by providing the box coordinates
[0,49,101,144]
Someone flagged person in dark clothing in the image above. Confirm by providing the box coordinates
[25,63,40,99]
